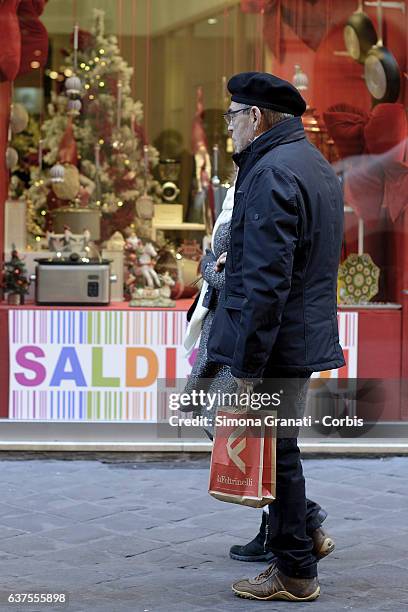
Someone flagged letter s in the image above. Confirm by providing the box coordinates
[15,346,46,387]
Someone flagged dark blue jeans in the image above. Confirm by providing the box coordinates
[266,438,318,578]
[260,368,318,579]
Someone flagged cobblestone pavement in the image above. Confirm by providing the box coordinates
[0,455,407,612]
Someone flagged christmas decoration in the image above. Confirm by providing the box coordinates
[26,9,160,242]
[187,86,215,231]
[67,99,82,117]
[123,233,174,306]
[2,245,30,304]
[135,145,155,220]
[64,75,82,98]
[338,253,380,305]
[10,103,29,135]
[49,163,65,183]
[292,64,309,92]
[5,146,19,170]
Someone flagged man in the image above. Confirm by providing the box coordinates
[207,72,345,601]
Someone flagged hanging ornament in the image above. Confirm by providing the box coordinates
[10,103,29,134]
[73,24,79,71]
[67,99,82,116]
[6,146,19,170]
[52,164,80,200]
[49,163,65,183]
[94,143,101,171]
[116,80,122,129]
[135,145,154,220]
[38,138,44,171]
[65,75,82,99]
[94,142,101,201]
[211,144,221,188]
[292,65,309,92]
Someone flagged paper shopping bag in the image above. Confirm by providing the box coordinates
[208,409,276,508]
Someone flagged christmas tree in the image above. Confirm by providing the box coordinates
[2,246,30,299]
[27,9,160,242]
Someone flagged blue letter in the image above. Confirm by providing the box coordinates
[50,348,87,387]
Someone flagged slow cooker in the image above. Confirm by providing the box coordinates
[31,253,117,305]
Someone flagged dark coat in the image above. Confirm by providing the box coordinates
[207,117,345,379]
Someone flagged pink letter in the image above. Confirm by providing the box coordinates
[15,346,46,387]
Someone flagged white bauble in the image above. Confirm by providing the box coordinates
[49,163,65,183]
[67,99,82,116]
[65,76,82,98]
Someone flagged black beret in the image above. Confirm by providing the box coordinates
[227,71,306,117]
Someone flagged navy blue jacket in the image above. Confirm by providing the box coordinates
[207,117,345,378]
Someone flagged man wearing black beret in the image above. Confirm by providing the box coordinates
[207,72,345,601]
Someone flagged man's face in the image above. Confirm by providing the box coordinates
[225,102,254,154]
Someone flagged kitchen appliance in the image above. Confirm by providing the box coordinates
[344,0,377,63]
[32,253,117,305]
[364,0,401,102]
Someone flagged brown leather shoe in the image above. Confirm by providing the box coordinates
[313,526,335,559]
[232,562,320,601]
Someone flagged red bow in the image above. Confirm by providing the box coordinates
[325,103,408,223]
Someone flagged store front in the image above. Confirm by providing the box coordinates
[0,0,407,449]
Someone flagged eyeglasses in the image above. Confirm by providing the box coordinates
[223,107,251,126]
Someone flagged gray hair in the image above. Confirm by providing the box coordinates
[258,108,294,128]
[240,104,293,129]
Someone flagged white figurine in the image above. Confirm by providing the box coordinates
[81,228,91,252]
[138,242,161,288]
[62,225,76,252]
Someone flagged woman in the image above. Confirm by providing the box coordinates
[183,173,238,439]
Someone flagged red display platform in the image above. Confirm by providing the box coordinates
[0,299,193,312]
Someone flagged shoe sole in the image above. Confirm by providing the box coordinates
[232,585,321,601]
[316,537,335,560]
[230,552,275,562]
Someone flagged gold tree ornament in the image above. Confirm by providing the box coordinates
[6,146,19,170]
[52,164,80,200]
[10,103,29,134]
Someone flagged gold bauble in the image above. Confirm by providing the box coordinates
[5,146,19,170]
[52,164,80,200]
[10,103,29,134]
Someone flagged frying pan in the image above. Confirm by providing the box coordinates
[364,1,401,102]
[344,0,378,63]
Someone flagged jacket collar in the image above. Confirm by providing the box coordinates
[232,116,305,184]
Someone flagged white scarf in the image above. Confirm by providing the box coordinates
[183,184,235,357]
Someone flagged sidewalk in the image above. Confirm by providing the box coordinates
[0,455,407,612]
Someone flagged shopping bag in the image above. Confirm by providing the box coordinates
[208,408,276,508]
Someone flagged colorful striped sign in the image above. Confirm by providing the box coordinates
[9,309,193,422]
[10,309,187,346]
[8,310,357,421]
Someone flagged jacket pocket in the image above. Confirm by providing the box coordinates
[223,294,245,310]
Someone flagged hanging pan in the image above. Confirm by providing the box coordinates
[364,0,401,102]
[344,0,378,63]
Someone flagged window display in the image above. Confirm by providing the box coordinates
[0,0,407,426]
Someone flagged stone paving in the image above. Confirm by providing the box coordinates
[0,454,407,612]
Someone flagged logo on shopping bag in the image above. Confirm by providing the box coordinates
[226,424,247,474]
